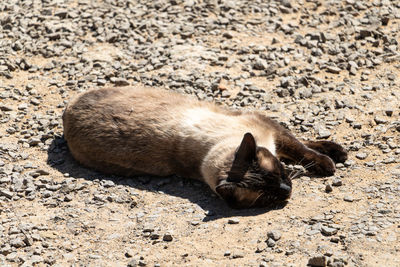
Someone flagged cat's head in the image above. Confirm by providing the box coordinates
[216,133,292,209]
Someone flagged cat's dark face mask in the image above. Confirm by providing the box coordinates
[216,133,292,209]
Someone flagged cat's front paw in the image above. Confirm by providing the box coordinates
[305,141,348,163]
[324,141,348,163]
[308,154,336,176]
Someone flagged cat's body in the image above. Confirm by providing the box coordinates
[63,86,347,208]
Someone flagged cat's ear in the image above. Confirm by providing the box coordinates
[235,132,257,163]
[215,182,238,208]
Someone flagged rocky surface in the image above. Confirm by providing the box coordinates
[1,0,400,266]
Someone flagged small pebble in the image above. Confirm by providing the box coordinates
[356,152,368,160]
[308,255,326,267]
[344,196,354,202]
[228,218,240,224]
[163,234,173,242]
[332,178,342,186]
[325,184,333,193]
[267,230,282,241]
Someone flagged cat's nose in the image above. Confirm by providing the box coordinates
[278,183,292,199]
[279,183,291,192]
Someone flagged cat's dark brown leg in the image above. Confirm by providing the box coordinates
[302,140,348,163]
[252,113,338,176]
[275,134,336,176]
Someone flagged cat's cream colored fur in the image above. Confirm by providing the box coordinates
[63,86,347,208]
[64,86,276,187]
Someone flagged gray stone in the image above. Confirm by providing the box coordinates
[138,260,147,266]
[374,116,387,124]
[30,255,44,264]
[110,77,130,86]
[0,105,13,111]
[0,189,13,199]
[321,226,338,236]
[28,138,41,146]
[343,196,354,202]
[332,179,342,186]
[10,237,25,248]
[252,59,268,70]
[326,66,341,74]
[127,259,137,267]
[89,254,101,259]
[317,128,332,139]
[30,98,40,105]
[356,152,368,160]
[267,230,282,241]
[18,103,28,110]
[391,168,400,178]
[231,252,244,259]
[101,180,115,188]
[266,238,276,247]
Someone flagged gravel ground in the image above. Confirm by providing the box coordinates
[1,0,400,266]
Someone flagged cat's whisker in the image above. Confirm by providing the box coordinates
[290,169,305,180]
[288,169,296,179]
[305,161,315,167]
[303,161,316,170]
[291,171,301,179]
[289,160,318,180]
[297,156,306,166]
[251,192,265,207]
[288,169,295,179]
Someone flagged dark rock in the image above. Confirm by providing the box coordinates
[308,255,326,267]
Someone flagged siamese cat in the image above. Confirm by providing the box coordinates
[62,86,347,209]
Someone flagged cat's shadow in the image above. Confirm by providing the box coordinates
[46,137,288,222]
